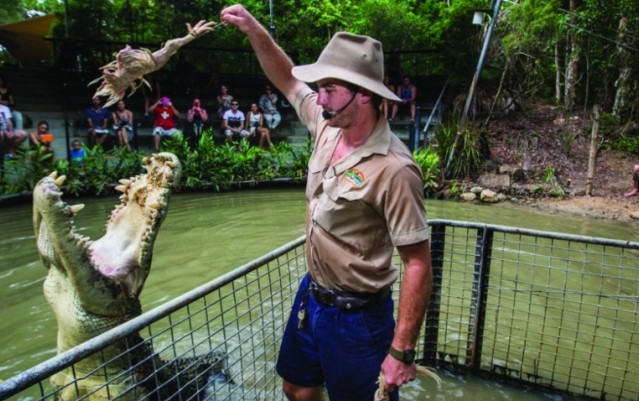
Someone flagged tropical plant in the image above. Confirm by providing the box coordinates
[536,166,565,198]
[0,145,55,193]
[0,134,314,198]
[435,122,485,180]
[159,131,313,190]
[257,140,313,180]
[448,181,462,198]
[412,146,441,195]
[604,135,639,154]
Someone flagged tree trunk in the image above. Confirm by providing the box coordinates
[564,0,580,110]
[583,39,590,115]
[484,60,510,127]
[612,17,631,117]
[555,43,562,105]
[585,105,600,196]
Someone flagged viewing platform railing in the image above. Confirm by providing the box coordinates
[1,220,638,400]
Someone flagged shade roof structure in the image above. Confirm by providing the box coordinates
[0,15,58,64]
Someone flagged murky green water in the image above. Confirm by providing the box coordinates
[1,188,635,400]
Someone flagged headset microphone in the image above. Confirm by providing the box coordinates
[322,109,334,120]
[322,91,357,120]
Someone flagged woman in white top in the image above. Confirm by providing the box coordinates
[246,103,273,149]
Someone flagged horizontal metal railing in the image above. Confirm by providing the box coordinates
[1,221,638,400]
[0,236,307,401]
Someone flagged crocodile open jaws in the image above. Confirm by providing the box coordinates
[32,152,186,400]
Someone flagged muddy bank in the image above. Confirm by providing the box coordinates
[528,195,638,223]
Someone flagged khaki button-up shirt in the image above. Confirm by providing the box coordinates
[293,88,429,293]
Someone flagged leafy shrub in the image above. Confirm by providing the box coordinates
[435,122,485,179]
[603,135,639,154]
[412,147,441,195]
[448,181,462,198]
[1,134,313,197]
[0,145,55,194]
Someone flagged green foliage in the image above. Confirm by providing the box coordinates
[448,181,462,198]
[1,137,312,197]
[541,166,555,184]
[501,0,561,56]
[160,131,312,191]
[530,166,565,198]
[604,136,639,154]
[595,112,639,153]
[412,147,441,194]
[0,0,23,25]
[0,145,55,193]
[435,122,484,180]
[257,140,313,180]
[498,0,562,100]
[0,144,144,195]
[3,0,639,108]
[597,112,622,137]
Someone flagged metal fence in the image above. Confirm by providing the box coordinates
[423,220,639,401]
[1,220,638,401]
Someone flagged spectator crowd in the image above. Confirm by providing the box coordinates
[1,71,422,161]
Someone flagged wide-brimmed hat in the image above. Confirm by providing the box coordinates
[292,32,401,102]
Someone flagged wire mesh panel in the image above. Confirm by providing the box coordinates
[2,222,638,401]
[423,220,639,401]
[0,237,307,401]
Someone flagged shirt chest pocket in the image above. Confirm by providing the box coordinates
[313,178,377,238]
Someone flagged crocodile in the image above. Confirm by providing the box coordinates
[32,153,224,400]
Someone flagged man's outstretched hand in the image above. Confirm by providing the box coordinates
[186,20,221,38]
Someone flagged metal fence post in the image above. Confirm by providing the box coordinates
[409,107,421,151]
[465,226,493,372]
[423,222,446,365]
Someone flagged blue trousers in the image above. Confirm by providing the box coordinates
[276,274,398,401]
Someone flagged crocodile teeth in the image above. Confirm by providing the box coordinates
[55,175,66,187]
[148,201,162,209]
[118,179,132,186]
[114,185,127,193]
[49,171,58,179]
[69,204,85,214]
[166,161,176,168]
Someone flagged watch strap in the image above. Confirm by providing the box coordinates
[388,346,416,364]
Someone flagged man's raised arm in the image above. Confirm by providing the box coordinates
[220,5,307,104]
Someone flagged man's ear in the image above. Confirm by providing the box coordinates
[358,89,374,104]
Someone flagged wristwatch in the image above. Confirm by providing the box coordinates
[389,346,416,364]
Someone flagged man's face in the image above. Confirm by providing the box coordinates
[316,79,357,127]
[92,97,101,107]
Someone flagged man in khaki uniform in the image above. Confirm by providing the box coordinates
[221,6,433,401]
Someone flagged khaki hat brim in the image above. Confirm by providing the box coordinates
[292,64,401,102]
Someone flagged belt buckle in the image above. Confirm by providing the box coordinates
[336,295,368,311]
[310,282,339,307]
[335,295,353,311]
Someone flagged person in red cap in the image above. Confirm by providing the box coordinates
[187,98,209,138]
[147,96,180,151]
[222,5,432,401]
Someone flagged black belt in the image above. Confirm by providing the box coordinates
[308,281,390,311]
